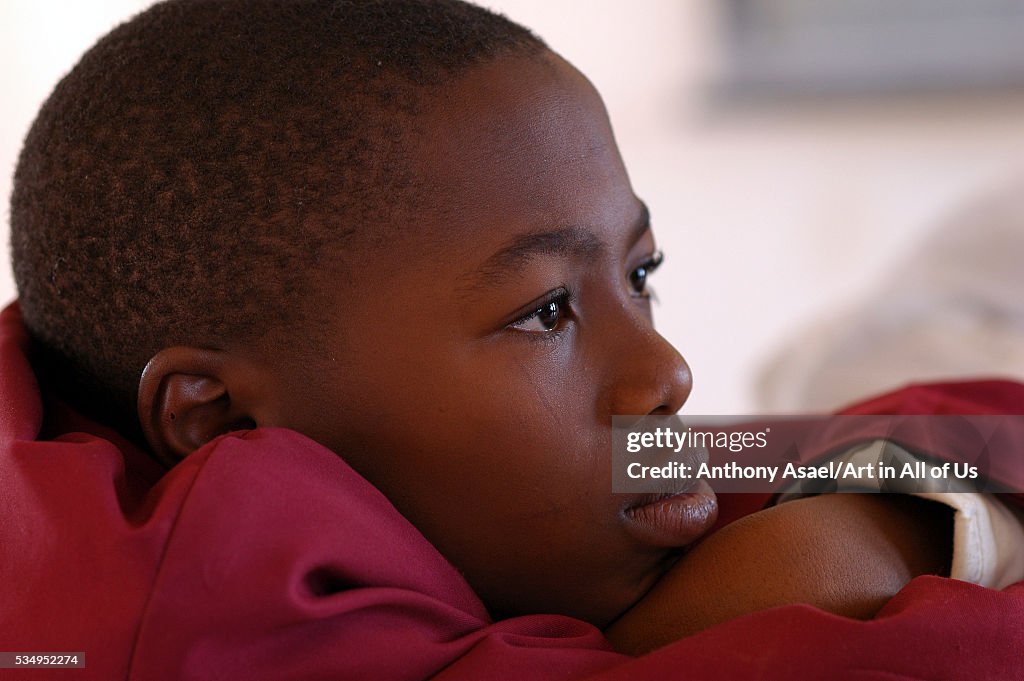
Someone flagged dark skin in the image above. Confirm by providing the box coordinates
[136,50,951,644]
[605,493,952,654]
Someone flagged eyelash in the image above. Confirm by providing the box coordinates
[509,287,576,336]
[507,251,665,335]
[630,250,664,298]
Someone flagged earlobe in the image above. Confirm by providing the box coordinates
[137,346,258,466]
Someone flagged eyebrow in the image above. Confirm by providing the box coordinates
[465,202,651,290]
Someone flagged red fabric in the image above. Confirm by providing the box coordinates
[712,381,1024,525]
[3,299,1024,680]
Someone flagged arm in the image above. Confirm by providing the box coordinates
[604,493,952,655]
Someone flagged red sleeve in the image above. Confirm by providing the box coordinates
[707,379,1024,519]
[5,426,1024,680]
[123,428,1024,675]
[129,427,1024,681]
[839,379,1024,508]
[587,577,1024,681]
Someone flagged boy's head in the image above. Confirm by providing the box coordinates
[11,0,545,434]
[11,0,713,626]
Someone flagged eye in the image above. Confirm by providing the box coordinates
[510,289,573,333]
[629,250,664,296]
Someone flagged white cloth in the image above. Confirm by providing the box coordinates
[918,491,1024,588]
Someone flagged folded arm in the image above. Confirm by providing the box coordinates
[604,493,953,655]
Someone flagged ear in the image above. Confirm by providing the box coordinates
[137,346,259,466]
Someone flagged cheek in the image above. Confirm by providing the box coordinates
[396,353,648,617]
[417,354,601,494]
[310,329,657,622]
[322,335,599,495]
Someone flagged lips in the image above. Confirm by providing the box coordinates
[622,480,718,548]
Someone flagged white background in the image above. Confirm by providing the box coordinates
[4,1,1024,412]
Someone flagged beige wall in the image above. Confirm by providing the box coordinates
[4,1,1022,412]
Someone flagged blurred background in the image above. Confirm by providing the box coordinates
[3,0,1024,413]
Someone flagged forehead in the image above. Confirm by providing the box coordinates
[403,51,639,257]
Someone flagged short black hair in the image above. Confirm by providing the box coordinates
[10,0,545,435]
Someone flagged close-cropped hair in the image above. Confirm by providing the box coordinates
[10,0,545,435]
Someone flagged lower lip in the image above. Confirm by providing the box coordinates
[622,480,718,548]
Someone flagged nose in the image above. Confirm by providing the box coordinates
[602,311,692,417]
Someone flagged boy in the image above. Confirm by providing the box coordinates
[3,1,1024,678]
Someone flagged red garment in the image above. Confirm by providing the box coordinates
[3,300,1024,680]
